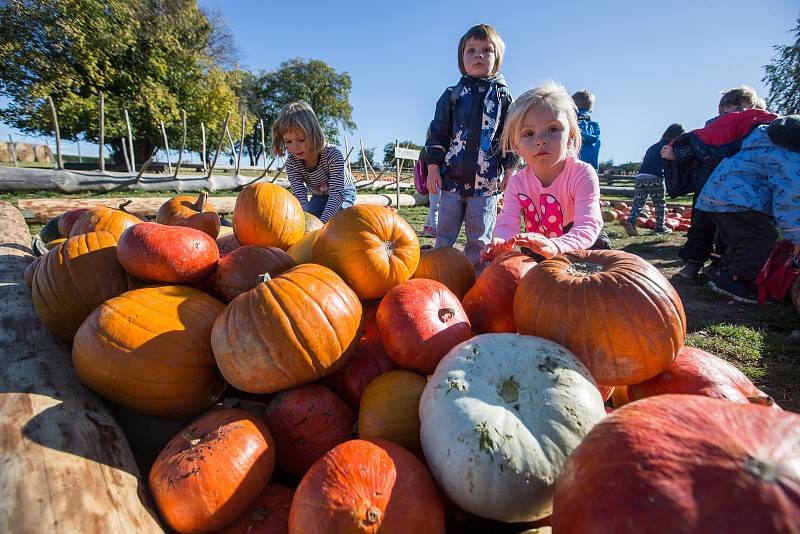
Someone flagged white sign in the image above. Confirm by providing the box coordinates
[394,147,420,160]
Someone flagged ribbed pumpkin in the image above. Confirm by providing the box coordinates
[514,249,686,386]
[32,231,134,340]
[39,215,63,243]
[412,245,476,300]
[264,384,356,477]
[358,371,426,456]
[289,439,445,534]
[44,237,66,250]
[213,245,295,302]
[462,251,538,334]
[73,285,227,417]
[117,222,219,284]
[611,386,630,408]
[286,229,320,265]
[552,395,800,534]
[149,408,276,534]
[218,484,294,534]
[211,263,362,394]
[326,300,398,408]
[57,207,90,236]
[627,346,777,408]
[304,212,324,233]
[23,255,40,288]
[69,201,143,240]
[312,205,420,300]
[217,227,240,257]
[233,183,304,249]
[157,192,221,238]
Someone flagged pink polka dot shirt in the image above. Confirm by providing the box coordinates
[494,155,603,254]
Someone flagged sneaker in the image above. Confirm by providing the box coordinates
[677,261,702,280]
[708,271,758,304]
[654,227,673,234]
[622,221,638,236]
[422,226,437,237]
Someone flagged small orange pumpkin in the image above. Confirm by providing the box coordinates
[304,212,324,233]
[218,484,294,534]
[412,245,476,300]
[213,245,295,302]
[157,192,221,238]
[286,228,320,265]
[233,183,304,249]
[149,408,276,534]
[69,200,143,240]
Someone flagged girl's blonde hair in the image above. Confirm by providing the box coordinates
[458,24,506,76]
[270,100,326,157]
[500,82,582,158]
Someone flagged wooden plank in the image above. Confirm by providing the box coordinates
[0,201,163,533]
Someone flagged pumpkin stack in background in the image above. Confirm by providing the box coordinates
[19,187,800,533]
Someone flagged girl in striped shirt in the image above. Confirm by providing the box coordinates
[270,101,356,223]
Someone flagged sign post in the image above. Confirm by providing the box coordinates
[393,144,421,210]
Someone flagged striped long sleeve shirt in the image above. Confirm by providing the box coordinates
[285,145,355,222]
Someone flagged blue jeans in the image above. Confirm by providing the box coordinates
[426,192,440,229]
[307,184,357,220]
[435,190,497,271]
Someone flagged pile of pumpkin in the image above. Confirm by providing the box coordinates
[601,200,692,232]
[24,184,800,533]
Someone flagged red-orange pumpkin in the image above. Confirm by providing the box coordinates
[117,222,219,284]
[32,231,134,340]
[358,371,426,456]
[326,300,398,408]
[233,183,304,249]
[218,484,294,534]
[217,227,240,256]
[211,264,362,393]
[289,439,445,533]
[462,251,538,334]
[377,278,471,375]
[312,205,420,300]
[264,383,356,478]
[412,245,476,300]
[149,408,276,533]
[57,207,90,236]
[157,192,221,238]
[552,395,800,533]
[514,250,686,385]
[627,346,777,408]
[69,201,143,240]
[213,245,295,302]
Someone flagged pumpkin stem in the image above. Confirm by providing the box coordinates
[258,272,272,284]
[193,191,208,212]
[747,394,774,407]
[362,506,382,526]
[497,377,520,403]
[118,199,133,212]
[438,308,455,323]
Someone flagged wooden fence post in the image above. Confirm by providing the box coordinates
[235,114,245,176]
[99,92,105,173]
[174,109,186,178]
[47,96,63,170]
[159,120,172,174]
[207,112,231,180]
[7,134,18,168]
[395,140,400,208]
[124,109,135,174]
[201,122,207,173]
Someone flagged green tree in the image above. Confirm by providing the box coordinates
[353,147,376,169]
[0,0,241,165]
[763,15,800,115]
[258,58,356,145]
[383,140,423,167]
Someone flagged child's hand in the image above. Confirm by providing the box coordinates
[427,166,442,194]
[660,145,675,160]
[509,233,559,259]
[480,238,513,264]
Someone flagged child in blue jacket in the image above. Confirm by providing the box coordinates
[572,90,600,170]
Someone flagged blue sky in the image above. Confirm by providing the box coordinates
[2,1,796,164]
[199,0,796,164]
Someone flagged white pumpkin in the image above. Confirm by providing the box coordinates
[419,333,606,523]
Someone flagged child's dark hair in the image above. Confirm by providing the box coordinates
[457,24,506,76]
[662,123,685,142]
[571,90,595,112]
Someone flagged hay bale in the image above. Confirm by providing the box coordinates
[0,141,10,163]
[14,142,35,163]
[34,144,53,163]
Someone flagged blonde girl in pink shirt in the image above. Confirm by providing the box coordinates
[481,82,607,264]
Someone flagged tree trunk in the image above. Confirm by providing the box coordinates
[110,139,157,168]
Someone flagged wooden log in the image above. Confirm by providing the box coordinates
[0,201,163,533]
[34,144,53,163]
[14,142,35,162]
[17,192,427,223]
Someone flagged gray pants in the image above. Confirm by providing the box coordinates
[627,173,666,230]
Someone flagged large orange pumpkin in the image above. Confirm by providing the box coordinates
[73,285,227,418]
[218,484,294,534]
[462,251,538,334]
[32,231,134,340]
[312,205,420,300]
[211,264,362,394]
[412,245,476,300]
[286,229,320,265]
[289,439,445,533]
[304,212,324,233]
[233,183,304,249]
[57,207,90,236]
[149,408,276,534]
[264,383,356,478]
[552,395,800,533]
[514,250,686,386]
[358,370,426,456]
[213,245,295,302]
[69,201,143,240]
[157,192,221,238]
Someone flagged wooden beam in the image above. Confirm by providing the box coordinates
[47,96,63,170]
